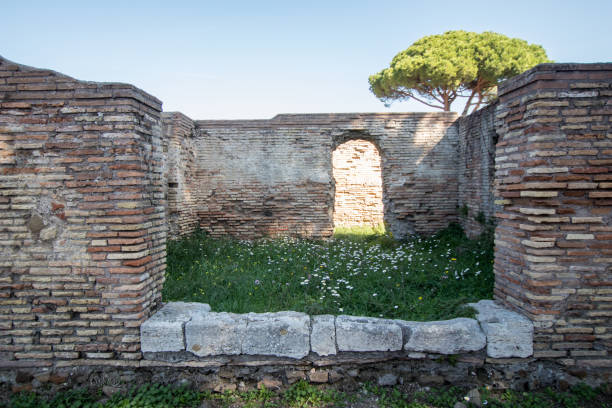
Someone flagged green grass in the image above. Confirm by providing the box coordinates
[5,384,203,408]
[4,382,610,408]
[366,383,610,408]
[163,223,494,321]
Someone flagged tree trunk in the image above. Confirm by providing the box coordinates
[462,90,477,116]
[473,93,484,111]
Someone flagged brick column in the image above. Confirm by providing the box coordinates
[0,56,165,366]
[494,63,612,370]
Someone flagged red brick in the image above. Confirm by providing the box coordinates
[122,256,152,267]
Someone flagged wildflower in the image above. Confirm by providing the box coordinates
[418,296,423,300]
[254,279,260,285]
[394,305,399,309]
[451,258,457,261]
[373,293,377,297]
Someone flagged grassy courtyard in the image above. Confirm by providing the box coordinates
[163,223,494,321]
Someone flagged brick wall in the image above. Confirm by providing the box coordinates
[494,63,612,371]
[162,112,199,238]
[0,56,165,366]
[332,139,384,227]
[456,103,497,237]
[191,113,459,239]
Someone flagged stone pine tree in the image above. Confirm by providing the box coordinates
[369,31,551,115]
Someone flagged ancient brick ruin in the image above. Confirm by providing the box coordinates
[494,64,612,367]
[167,112,461,239]
[0,57,166,365]
[0,56,610,388]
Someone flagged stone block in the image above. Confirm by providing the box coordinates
[468,300,533,358]
[185,312,247,356]
[27,214,45,234]
[336,315,402,352]
[140,302,211,353]
[39,226,57,241]
[311,315,336,356]
[242,311,310,359]
[402,318,485,354]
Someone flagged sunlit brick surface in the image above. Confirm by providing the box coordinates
[332,139,384,227]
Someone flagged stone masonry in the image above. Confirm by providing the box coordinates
[140,300,529,360]
[332,139,384,227]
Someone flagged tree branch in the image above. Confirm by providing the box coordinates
[425,89,445,105]
[385,89,445,110]
[408,93,446,110]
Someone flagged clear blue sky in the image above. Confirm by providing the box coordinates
[2,1,611,119]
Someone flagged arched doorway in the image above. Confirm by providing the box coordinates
[332,139,384,229]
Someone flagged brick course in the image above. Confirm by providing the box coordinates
[494,63,612,370]
[175,113,460,239]
[457,103,497,237]
[162,112,199,237]
[332,139,384,227]
[0,56,165,365]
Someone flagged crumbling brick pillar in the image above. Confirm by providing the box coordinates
[494,63,612,371]
[0,56,165,366]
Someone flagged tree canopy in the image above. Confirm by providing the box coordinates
[368,31,551,115]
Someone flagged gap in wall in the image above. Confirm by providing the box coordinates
[332,139,384,230]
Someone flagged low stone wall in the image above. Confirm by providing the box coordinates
[139,300,532,366]
[2,304,587,395]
